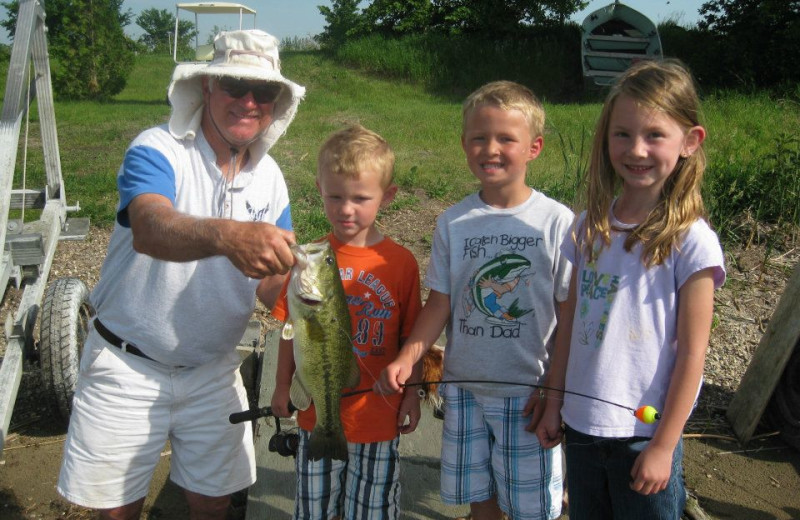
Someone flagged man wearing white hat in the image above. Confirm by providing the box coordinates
[57,30,305,519]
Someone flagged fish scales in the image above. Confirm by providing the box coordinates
[283,240,360,461]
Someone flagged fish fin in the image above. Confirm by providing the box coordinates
[281,320,294,341]
[308,426,348,461]
[289,376,313,410]
[346,357,361,389]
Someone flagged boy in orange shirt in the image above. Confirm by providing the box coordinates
[271,125,423,520]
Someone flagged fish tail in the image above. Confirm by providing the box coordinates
[308,426,349,461]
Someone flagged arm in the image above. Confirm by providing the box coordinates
[270,337,296,417]
[374,290,451,395]
[534,268,577,444]
[630,268,715,495]
[257,273,289,310]
[127,193,296,277]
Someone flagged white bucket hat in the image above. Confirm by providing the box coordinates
[167,29,305,155]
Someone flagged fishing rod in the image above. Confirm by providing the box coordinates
[230,380,660,425]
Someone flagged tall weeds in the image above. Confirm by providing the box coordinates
[705,134,800,244]
[333,28,585,102]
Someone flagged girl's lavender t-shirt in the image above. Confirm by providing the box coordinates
[561,211,725,437]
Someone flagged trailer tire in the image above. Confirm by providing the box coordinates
[765,340,800,451]
[40,277,94,424]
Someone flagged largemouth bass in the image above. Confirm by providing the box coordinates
[282,240,360,461]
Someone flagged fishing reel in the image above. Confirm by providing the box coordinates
[229,403,300,458]
[269,416,300,458]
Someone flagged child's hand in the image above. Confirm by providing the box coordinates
[373,360,412,395]
[533,390,564,448]
[630,442,673,495]
[270,385,293,418]
[534,402,564,448]
[523,389,548,432]
[397,390,422,434]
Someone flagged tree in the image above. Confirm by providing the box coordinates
[432,0,588,34]
[546,0,589,25]
[317,0,365,48]
[1,0,132,39]
[49,0,134,99]
[329,0,589,39]
[435,0,527,34]
[136,8,196,54]
[698,0,800,87]
[1,0,135,100]
[362,0,433,35]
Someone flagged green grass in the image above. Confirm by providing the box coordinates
[2,51,798,245]
[2,53,174,225]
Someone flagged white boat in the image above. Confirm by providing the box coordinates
[581,1,662,87]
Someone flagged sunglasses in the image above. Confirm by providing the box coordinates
[216,77,283,104]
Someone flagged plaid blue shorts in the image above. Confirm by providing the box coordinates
[293,429,401,520]
[440,384,563,520]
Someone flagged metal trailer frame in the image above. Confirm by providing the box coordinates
[0,0,89,451]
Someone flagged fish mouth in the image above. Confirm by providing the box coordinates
[289,241,330,307]
[294,277,325,306]
[290,244,307,266]
[299,296,322,306]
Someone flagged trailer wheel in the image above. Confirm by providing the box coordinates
[765,340,800,451]
[40,277,94,424]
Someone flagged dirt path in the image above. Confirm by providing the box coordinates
[2,201,799,519]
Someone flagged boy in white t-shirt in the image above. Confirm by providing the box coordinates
[376,80,572,520]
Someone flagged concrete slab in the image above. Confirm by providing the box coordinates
[245,330,469,520]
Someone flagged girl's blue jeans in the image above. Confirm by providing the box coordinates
[564,424,686,520]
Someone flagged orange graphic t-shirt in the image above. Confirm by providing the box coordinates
[272,233,422,443]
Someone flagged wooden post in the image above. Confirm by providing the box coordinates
[727,261,800,444]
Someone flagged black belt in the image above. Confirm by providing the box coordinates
[94,318,156,362]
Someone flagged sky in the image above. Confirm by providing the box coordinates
[1,1,708,44]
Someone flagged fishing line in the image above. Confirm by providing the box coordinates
[331,319,400,412]
[230,380,660,425]
[354,356,399,411]
[340,379,661,423]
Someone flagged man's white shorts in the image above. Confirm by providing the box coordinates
[57,329,256,509]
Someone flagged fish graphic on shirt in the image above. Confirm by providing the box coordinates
[465,253,533,325]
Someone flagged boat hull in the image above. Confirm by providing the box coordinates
[581,2,662,86]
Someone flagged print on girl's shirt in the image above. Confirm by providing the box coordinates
[578,249,620,348]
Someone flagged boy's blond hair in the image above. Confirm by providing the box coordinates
[317,124,395,189]
[580,59,707,267]
[462,80,545,138]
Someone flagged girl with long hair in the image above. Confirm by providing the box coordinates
[536,59,726,519]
